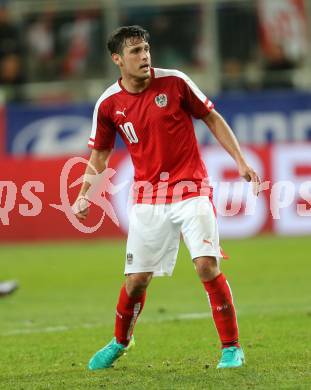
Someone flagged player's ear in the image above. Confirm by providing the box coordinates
[112,53,123,67]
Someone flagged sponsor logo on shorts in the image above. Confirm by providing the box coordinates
[203,239,212,245]
[155,94,168,108]
[127,253,133,265]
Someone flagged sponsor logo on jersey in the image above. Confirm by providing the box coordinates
[127,253,134,264]
[155,94,168,108]
[116,108,127,117]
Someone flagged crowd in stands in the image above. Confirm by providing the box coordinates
[0,2,306,101]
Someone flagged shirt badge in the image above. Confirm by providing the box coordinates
[154,94,168,108]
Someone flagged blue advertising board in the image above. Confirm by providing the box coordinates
[5,103,124,156]
[4,90,311,156]
[195,90,311,145]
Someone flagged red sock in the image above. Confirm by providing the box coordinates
[114,284,146,346]
[203,273,240,348]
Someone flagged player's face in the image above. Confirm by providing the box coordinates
[115,37,151,81]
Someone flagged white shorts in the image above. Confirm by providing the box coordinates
[125,196,226,277]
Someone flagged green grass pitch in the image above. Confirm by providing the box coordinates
[0,236,310,389]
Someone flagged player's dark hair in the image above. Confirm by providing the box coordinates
[107,25,150,55]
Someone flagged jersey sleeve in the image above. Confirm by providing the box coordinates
[179,73,214,119]
[88,100,116,150]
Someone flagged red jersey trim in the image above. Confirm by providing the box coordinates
[205,98,214,111]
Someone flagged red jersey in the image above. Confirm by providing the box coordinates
[88,67,214,204]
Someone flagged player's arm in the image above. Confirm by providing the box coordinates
[202,109,261,195]
[73,148,112,220]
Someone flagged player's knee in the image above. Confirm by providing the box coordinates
[126,272,152,297]
[194,256,220,282]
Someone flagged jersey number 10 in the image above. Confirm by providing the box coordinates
[119,122,139,144]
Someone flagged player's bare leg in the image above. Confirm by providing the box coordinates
[194,256,245,368]
[125,272,153,298]
[194,256,220,282]
[88,272,152,370]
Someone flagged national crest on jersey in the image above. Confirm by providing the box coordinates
[154,93,168,108]
[88,67,215,204]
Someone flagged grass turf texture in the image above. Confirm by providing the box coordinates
[0,236,310,389]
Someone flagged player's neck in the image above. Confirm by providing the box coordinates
[120,74,151,94]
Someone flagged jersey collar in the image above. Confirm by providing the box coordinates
[118,67,155,95]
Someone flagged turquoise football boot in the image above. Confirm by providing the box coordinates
[88,337,135,370]
[217,346,245,369]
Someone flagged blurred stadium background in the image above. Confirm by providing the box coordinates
[0,0,310,241]
[0,1,311,388]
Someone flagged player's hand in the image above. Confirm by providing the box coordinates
[238,162,261,196]
[72,196,90,220]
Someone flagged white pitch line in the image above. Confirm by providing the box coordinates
[1,305,308,337]
[151,312,212,322]
[0,312,212,337]
[2,325,69,335]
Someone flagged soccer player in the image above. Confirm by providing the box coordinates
[73,25,260,370]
